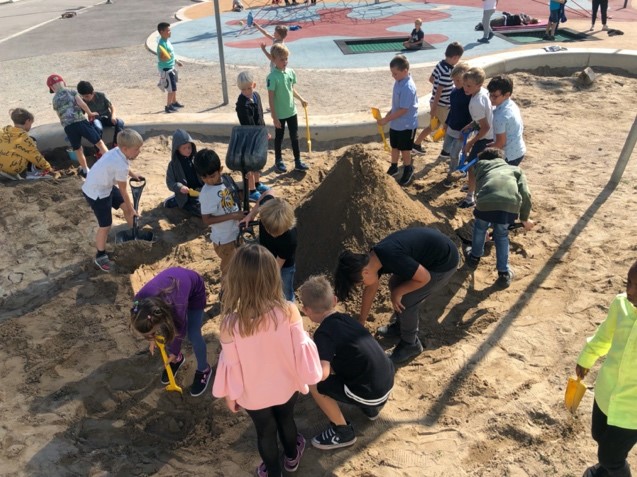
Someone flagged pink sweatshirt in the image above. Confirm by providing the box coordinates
[212,305,322,410]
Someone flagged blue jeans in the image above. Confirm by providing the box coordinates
[471,218,510,273]
[186,309,208,371]
[281,265,295,302]
[93,116,125,143]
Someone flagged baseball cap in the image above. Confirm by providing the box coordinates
[46,74,64,93]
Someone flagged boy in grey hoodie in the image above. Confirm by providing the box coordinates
[165,129,203,216]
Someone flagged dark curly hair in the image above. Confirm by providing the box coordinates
[334,250,370,301]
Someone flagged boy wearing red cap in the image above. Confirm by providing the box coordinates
[47,74,108,177]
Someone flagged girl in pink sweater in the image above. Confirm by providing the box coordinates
[212,244,322,477]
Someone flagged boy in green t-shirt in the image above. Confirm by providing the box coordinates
[266,43,309,173]
[157,22,184,114]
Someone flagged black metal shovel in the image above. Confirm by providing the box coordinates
[115,178,154,243]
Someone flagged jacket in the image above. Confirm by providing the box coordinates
[475,158,532,221]
[0,126,51,175]
[166,129,202,209]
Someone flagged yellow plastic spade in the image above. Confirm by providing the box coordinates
[564,376,586,413]
[155,336,183,394]
[188,188,200,198]
[371,107,390,152]
[430,116,440,130]
[303,104,312,155]
[432,127,446,142]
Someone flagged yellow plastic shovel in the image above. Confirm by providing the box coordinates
[564,377,586,413]
[303,103,312,155]
[188,188,200,197]
[155,336,183,394]
[371,107,390,152]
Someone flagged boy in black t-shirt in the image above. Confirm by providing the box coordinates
[77,80,125,146]
[299,276,395,451]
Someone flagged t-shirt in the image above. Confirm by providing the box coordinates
[549,0,562,10]
[409,28,424,43]
[431,60,454,108]
[493,98,526,161]
[372,227,459,278]
[259,225,297,269]
[314,312,394,400]
[81,148,129,200]
[390,74,419,131]
[199,182,240,245]
[157,38,175,70]
[236,91,265,126]
[469,88,494,141]
[52,88,85,127]
[267,67,297,120]
[446,87,472,136]
[85,91,112,117]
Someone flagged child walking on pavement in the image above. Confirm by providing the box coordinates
[131,267,212,397]
[213,244,322,477]
[576,260,637,477]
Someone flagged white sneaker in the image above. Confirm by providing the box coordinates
[602,24,609,31]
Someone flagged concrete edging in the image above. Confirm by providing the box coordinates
[32,48,637,153]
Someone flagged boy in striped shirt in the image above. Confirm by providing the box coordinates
[412,42,464,156]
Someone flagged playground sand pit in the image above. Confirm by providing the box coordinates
[1,70,637,476]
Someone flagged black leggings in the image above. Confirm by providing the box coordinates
[246,392,299,476]
[591,0,608,26]
[592,400,637,477]
[274,114,300,163]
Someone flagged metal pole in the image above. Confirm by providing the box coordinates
[610,114,637,185]
[213,0,229,105]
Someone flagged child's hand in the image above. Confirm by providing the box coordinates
[225,397,242,413]
[575,364,589,379]
[234,211,247,221]
[89,112,99,119]
[273,118,282,129]
[301,99,308,108]
[180,186,190,195]
[148,341,156,355]
[176,60,184,67]
[260,42,267,50]
[390,290,405,313]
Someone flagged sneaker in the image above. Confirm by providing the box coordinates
[582,464,608,477]
[249,190,261,202]
[294,161,309,171]
[255,182,270,193]
[398,165,414,186]
[496,269,515,288]
[389,338,424,364]
[377,320,401,339]
[386,163,399,176]
[460,184,469,192]
[190,366,212,397]
[161,353,185,384]
[463,246,481,269]
[283,434,306,472]
[172,102,185,108]
[439,150,450,158]
[602,24,609,31]
[360,403,385,421]
[588,25,594,31]
[165,105,176,113]
[26,169,53,180]
[311,422,356,450]
[442,178,453,188]
[256,462,268,477]
[275,161,287,173]
[94,254,113,272]
[411,143,425,155]
[458,197,475,208]
[477,37,489,43]
[488,31,494,40]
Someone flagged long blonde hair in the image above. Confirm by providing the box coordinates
[221,244,288,337]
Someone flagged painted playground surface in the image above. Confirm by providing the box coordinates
[164,0,637,69]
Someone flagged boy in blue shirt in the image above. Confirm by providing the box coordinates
[157,22,184,114]
[487,75,526,166]
[377,55,419,187]
[543,0,564,40]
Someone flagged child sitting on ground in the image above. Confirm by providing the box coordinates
[486,75,526,166]
[47,74,108,178]
[0,108,53,180]
[236,71,270,202]
[254,23,288,68]
[81,129,144,272]
[299,275,395,451]
[130,267,211,397]
[576,259,637,477]
[412,42,464,156]
[267,43,310,173]
[377,54,418,187]
[165,129,203,216]
[402,18,424,50]
[463,148,534,288]
[194,148,245,283]
[77,80,125,147]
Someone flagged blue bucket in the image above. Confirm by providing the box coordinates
[66,148,78,162]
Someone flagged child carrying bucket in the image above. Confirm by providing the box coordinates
[130,267,212,397]
[575,260,637,477]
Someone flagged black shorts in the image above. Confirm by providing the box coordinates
[317,374,389,408]
[84,187,124,227]
[389,128,416,152]
[468,138,490,164]
[549,9,560,23]
[65,120,102,150]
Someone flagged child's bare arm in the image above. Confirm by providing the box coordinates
[260,43,273,62]
[292,87,308,107]
[378,108,407,126]
[428,73,435,84]
[76,95,98,118]
[202,211,245,226]
[268,90,281,128]
[255,23,274,40]
[109,101,118,122]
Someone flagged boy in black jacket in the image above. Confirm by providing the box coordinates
[165,129,203,216]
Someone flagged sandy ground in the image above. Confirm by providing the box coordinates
[1,67,637,476]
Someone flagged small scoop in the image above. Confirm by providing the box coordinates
[154,336,183,394]
[564,377,586,413]
[115,178,154,243]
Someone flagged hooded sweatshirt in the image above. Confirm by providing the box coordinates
[166,129,203,209]
[0,126,51,175]
[475,158,532,221]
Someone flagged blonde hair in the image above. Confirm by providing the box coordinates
[117,128,143,148]
[463,66,486,85]
[259,198,295,237]
[221,244,289,337]
[451,61,470,78]
[237,71,255,89]
[270,43,289,60]
[415,18,422,25]
[298,275,334,313]
[274,25,288,40]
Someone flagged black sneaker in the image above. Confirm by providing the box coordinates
[442,178,453,188]
[161,353,185,384]
[275,161,287,173]
[439,150,450,158]
[463,246,481,269]
[377,320,401,340]
[360,403,385,421]
[294,161,309,171]
[311,422,356,450]
[389,338,424,364]
[172,102,185,108]
[386,163,399,176]
[165,105,176,113]
[496,269,515,288]
[458,196,475,208]
[398,165,414,186]
[477,37,489,43]
[411,143,425,155]
[190,365,212,397]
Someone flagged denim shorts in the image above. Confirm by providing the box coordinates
[83,187,124,227]
[65,120,101,150]
[549,9,561,23]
